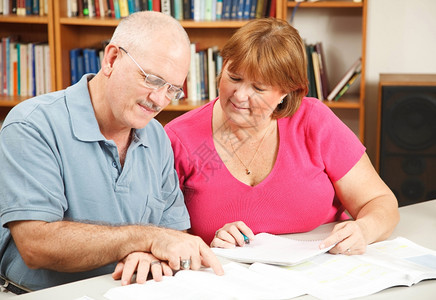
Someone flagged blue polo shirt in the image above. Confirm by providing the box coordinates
[0,75,190,290]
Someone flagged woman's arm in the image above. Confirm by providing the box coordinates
[321,152,400,254]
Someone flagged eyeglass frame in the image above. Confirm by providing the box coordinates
[118,46,185,101]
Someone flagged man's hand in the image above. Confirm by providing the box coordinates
[149,228,224,276]
[112,252,173,285]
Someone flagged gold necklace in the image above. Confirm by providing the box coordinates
[229,122,273,175]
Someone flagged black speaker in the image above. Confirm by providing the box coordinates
[377,74,436,207]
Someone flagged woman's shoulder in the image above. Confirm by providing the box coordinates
[164,99,215,143]
[166,100,214,128]
[280,97,331,124]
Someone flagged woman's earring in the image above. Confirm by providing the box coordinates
[279,98,284,104]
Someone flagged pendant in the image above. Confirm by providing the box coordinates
[246,169,251,175]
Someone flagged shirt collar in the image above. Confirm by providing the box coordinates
[65,74,106,142]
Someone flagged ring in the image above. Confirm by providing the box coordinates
[180,259,191,270]
[215,230,219,237]
[150,260,161,266]
[346,248,351,253]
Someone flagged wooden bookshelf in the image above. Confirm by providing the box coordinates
[0,0,55,120]
[51,1,285,125]
[1,0,366,135]
[283,0,367,142]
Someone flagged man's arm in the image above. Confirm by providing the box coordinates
[9,220,223,274]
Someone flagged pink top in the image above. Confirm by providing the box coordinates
[165,98,366,244]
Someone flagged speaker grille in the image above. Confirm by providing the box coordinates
[379,85,436,206]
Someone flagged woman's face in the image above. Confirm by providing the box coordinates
[218,63,287,128]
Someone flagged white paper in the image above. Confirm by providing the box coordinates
[104,262,305,300]
[212,232,333,266]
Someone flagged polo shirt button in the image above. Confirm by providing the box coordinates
[112,161,117,168]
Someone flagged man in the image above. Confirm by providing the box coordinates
[0,11,223,294]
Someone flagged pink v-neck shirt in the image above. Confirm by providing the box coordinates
[165,97,365,244]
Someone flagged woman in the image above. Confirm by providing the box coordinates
[165,18,399,255]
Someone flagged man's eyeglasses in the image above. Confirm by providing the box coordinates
[119,47,185,101]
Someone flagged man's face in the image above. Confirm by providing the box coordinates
[105,39,190,130]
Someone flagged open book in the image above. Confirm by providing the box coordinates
[249,237,436,300]
[211,232,334,266]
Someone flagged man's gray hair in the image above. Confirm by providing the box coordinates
[110,11,190,50]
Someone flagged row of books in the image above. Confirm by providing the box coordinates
[0,0,49,16]
[69,41,222,102]
[1,37,52,98]
[67,0,276,20]
[69,47,104,85]
[305,41,361,101]
[294,0,362,3]
[327,57,361,101]
[305,42,329,101]
[186,44,222,102]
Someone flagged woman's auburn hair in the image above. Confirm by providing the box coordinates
[219,18,309,119]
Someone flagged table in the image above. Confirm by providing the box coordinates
[7,200,436,300]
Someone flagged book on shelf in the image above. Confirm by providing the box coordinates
[333,65,361,101]
[18,43,28,97]
[326,57,361,101]
[34,43,45,96]
[126,0,135,14]
[173,0,184,20]
[118,0,129,17]
[94,0,101,17]
[207,46,218,100]
[67,0,79,17]
[314,42,329,100]
[305,43,317,98]
[100,0,107,17]
[106,0,114,17]
[28,42,36,97]
[152,0,160,12]
[0,44,2,96]
[43,44,51,94]
[182,0,191,19]
[160,0,171,15]
[10,41,18,97]
[88,0,96,17]
[113,0,121,18]
[311,50,323,101]
[187,43,198,101]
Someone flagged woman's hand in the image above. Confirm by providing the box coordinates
[211,221,255,248]
[320,220,367,255]
[112,252,173,285]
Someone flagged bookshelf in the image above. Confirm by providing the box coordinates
[1,0,366,135]
[283,0,367,141]
[0,0,56,121]
[52,1,285,125]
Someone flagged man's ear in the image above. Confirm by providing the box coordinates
[102,44,118,75]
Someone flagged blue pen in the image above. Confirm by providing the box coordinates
[241,232,250,244]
